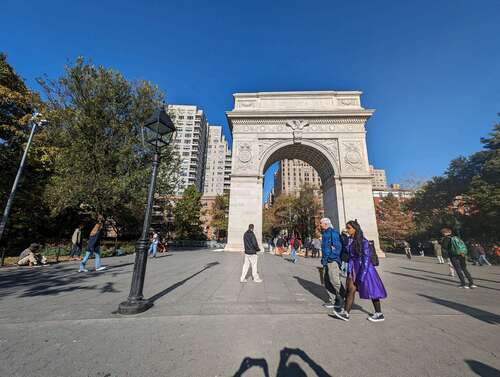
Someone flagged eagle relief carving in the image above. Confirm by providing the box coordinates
[286,120,309,143]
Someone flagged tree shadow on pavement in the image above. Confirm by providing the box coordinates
[147,262,219,303]
[101,282,120,293]
[419,294,500,325]
[388,271,456,287]
[20,284,98,297]
[465,359,500,377]
[233,348,332,377]
[402,267,500,284]
[0,260,135,299]
[422,275,500,292]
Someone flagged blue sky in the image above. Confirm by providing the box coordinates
[3,0,499,200]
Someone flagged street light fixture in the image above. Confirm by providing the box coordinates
[118,107,175,315]
[0,113,47,264]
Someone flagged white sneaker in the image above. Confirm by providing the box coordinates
[368,312,385,322]
[332,309,350,322]
[254,278,263,283]
[240,278,248,283]
[79,268,88,273]
[95,266,107,272]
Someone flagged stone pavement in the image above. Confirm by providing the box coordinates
[0,250,499,377]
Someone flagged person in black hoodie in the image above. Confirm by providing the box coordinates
[240,224,263,283]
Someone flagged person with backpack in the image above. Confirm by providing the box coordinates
[333,220,387,322]
[440,228,476,289]
[320,218,344,310]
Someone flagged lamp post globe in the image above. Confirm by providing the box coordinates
[118,107,175,315]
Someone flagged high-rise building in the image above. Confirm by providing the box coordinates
[168,104,209,196]
[224,147,232,193]
[204,125,231,196]
[369,165,388,190]
[274,159,322,197]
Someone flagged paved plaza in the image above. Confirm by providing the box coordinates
[0,250,499,377]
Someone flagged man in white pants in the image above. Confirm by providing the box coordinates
[240,224,263,283]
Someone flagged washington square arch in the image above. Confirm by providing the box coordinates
[224,91,382,254]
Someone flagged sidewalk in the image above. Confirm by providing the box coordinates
[0,251,499,376]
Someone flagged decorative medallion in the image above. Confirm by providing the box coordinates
[342,142,364,171]
[238,143,252,164]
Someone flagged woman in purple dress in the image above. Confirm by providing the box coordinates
[333,220,387,322]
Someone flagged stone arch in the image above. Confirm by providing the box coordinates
[224,91,381,255]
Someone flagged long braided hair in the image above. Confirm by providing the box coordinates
[346,220,364,257]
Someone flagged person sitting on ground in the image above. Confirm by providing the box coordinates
[18,243,46,267]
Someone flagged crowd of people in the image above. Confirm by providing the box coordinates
[241,218,498,323]
[241,218,388,323]
[15,215,169,271]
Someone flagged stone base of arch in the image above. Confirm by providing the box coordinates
[224,174,263,252]
[224,174,384,257]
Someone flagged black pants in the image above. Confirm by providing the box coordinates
[450,255,474,286]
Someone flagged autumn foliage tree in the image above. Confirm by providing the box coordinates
[376,194,415,249]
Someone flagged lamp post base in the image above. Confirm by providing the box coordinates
[118,299,153,315]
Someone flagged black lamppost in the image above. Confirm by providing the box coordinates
[118,108,175,315]
[0,113,47,263]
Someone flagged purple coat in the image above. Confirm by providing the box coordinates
[347,238,387,300]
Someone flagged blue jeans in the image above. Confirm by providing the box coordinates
[148,242,158,257]
[80,247,101,270]
[479,255,491,266]
[291,248,297,262]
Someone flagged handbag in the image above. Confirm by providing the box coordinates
[369,241,379,266]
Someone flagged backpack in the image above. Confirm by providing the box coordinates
[450,236,468,256]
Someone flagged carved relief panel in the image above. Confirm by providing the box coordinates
[340,141,367,173]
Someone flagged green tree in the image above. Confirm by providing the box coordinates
[173,185,205,240]
[407,116,500,243]
[376,194,415,249]
[270,194,299,236]
[210,194,229,240]
[295,184,321,239]
[0,53,54,252]
[38,57,177,236]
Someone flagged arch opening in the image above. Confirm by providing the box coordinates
[261,143,342,238]
[262,143,336,184]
